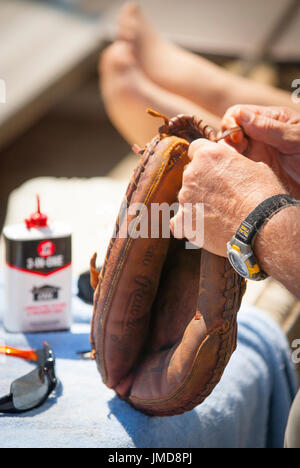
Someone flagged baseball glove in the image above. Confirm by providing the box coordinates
[90,110,246,417]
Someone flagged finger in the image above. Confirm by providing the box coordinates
[218,135,250,158]
[221,105,291,131]
[226,128,244,145]
[221,105,262,130]
[222,105,291,150]
[236,109,289,150]
[221,105,256,147]
[217,139,243,153]
[188,138,218,161]
[189,138,243,165]
[170,206,185,239]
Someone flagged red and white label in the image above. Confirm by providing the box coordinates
[37,240,56,258]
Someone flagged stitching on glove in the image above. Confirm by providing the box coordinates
[96,139,189,383]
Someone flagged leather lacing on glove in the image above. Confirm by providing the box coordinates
[89,110,246,416]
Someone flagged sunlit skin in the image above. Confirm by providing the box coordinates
[99,3,300,298]
[170,106,300,299]
[100,3,297,147]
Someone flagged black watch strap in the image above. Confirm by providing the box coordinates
[235,194,300,245]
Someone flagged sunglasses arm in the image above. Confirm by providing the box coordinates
[0,346,38,362]
[0,394,16,413]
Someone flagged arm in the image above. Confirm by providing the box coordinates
[255,206,300,298]
[170,139,300,299]
[220,104,300,296]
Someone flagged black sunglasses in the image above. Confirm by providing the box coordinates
[0,342,57,413]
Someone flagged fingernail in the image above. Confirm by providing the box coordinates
[230,130,243,144]
[239,109,255,124]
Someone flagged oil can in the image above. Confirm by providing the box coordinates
[3,197,72,333]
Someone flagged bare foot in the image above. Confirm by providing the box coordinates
[100,40,220,146]
[117,2,216,110]
[117,2,297,116]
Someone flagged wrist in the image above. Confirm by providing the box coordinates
[237,185,285,225]
[227,191,299,281]
[254,205,298,276]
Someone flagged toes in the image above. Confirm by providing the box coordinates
[118,1,142,42]
[119,1,141,20]
[99,41,136,76]
[99,41,144,106]
[118,20,138,43]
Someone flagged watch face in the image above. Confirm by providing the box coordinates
[228,249,249,278]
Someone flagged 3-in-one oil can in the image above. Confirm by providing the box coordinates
[3,197,72,333]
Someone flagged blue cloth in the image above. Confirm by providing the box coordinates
[0,276,297,448]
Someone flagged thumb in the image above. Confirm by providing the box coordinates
[237,109,288,151]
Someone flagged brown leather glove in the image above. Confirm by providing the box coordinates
[90,110,246,417]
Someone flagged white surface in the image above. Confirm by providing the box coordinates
[1,177,128,276]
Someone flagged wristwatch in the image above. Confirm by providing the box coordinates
[227,194,300,281]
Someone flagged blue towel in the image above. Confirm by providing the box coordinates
[0,276,297,448]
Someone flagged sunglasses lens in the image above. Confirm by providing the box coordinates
[11,368,49,411]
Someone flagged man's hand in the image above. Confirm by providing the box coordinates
[170,139,284,257]
[221,105,300,198]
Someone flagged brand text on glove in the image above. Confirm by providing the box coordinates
[113,202,204,249]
